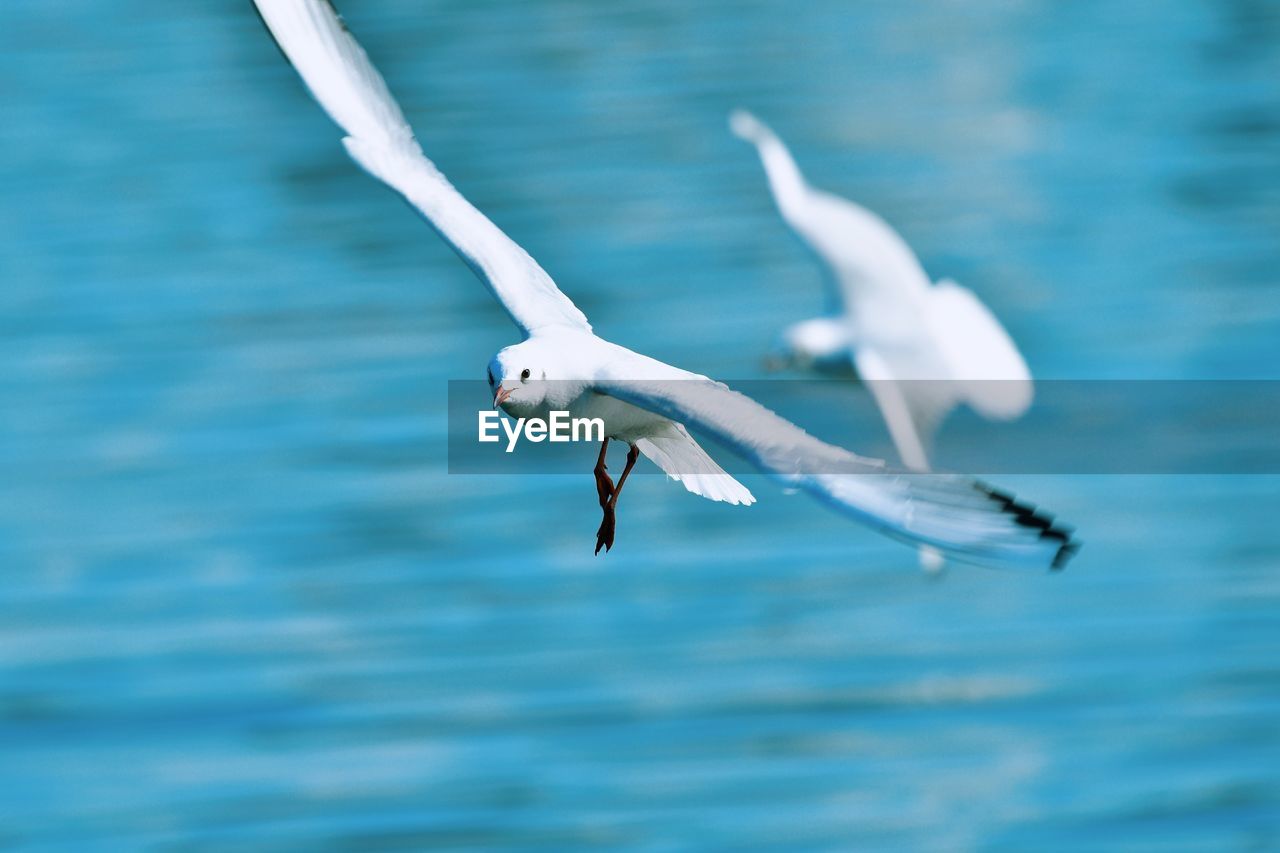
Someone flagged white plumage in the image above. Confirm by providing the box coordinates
[253,0,1078,570]
[732,110,1037,570]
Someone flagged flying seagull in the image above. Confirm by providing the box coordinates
[731,110,1035,571]
[252,0,1078,570]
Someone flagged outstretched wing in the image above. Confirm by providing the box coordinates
[595,354,1077,571]
[253,0,590,335]
[634,424,756,506]
[926,279,1033,420]
[730,110,932,317]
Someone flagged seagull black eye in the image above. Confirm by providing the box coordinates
[520,368,530,381]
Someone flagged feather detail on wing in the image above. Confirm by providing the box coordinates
[852,349,950,574]
[595,356,1077,571]
[635,424,755,506]
[253,0,590,335]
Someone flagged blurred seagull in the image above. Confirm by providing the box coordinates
[731,110,1035,572]
[252,0,1078,570]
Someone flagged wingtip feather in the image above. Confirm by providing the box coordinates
[976,482,1081,571]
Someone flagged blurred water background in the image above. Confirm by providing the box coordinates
[2,0,1278,848]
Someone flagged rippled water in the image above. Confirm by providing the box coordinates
[2,0,1278,848]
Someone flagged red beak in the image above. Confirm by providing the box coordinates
[493,386,513,408]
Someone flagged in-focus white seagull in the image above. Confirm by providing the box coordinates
[731,110,1036,571]
[252,0,1078,570]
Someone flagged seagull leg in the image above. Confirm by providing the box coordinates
[610,444,641,505]
[594,438,614,507]
[594,439,616,554]
[596,443,640,554]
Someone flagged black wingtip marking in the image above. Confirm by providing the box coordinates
[1052,540,1081,571]
[976,482,1081,571]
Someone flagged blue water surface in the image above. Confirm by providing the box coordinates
[1,0,1278,849]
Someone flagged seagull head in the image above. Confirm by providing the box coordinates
[487,338,581,416]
